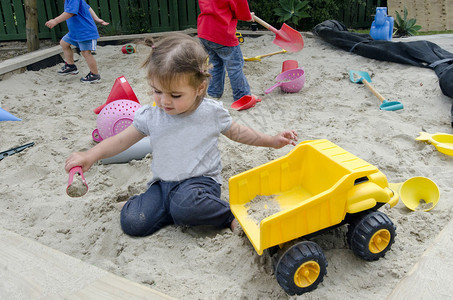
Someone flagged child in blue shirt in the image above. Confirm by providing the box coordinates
[45,0,109,83]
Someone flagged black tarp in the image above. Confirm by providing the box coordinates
[312,20,453,126]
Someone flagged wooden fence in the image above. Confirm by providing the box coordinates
[338,0,387,28]
[1,0,386,42]
[0,0,199,41]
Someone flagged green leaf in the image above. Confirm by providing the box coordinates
[406,18,416,28]
[295,1,308,10]
[403,7,408,21]
[279,0,293,12]
[274,7,287,17]
[395,11,403,26]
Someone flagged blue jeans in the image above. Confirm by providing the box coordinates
[120,176,235,236]
[200,38,251,101]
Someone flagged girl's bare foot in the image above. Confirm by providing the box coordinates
[115,201,126,210]
[230,219,242,235]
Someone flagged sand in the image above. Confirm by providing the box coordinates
[1,32,452,299]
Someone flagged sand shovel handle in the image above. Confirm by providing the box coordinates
[253,15,277,33]
[362,79,386,103]
[259,50,287,58]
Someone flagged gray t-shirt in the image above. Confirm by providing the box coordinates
[133,98,232,185]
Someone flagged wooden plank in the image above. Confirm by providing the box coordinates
[358,0,368,26]
[97,28,197,42]
[178,0,188,26]
[98,0,110,22]
[55,0,68,37]
[12,0,26,34]
[186,0,197,25]
[149,0,160,29]
[140,0,151,30]
[0,33,23,40]
[118,0,130,31]
[88,0,99,16]
[1,0,17,34]
[0,228,175,300]
[388,218,453,299]
[109,0,120,25]
[159,0,169,28]
[0,45,62,75]
[0,3,6,35]
[170,0,179,30]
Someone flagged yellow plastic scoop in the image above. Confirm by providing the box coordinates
[416,132,453,156]
[389,177,440,211]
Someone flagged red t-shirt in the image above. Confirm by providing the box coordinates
[197,0,252,47]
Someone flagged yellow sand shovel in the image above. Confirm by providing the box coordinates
[244,49,287,62]
[416,132,453,156]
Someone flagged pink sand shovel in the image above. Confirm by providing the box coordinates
[66,166,88,198]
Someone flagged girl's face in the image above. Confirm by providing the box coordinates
[151,76,206,115]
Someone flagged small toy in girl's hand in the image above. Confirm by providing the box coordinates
[66,166,88,197]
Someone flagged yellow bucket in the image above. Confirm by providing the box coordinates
[399,177,440,211]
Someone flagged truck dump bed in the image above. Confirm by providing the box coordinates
[229,139,395,255]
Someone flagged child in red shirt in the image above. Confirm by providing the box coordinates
[197,0,254,101]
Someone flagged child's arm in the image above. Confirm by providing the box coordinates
[64,125,145,173]
[233,0,254,21]
[45,12,74,29]
[89,7,109,26]
[224,121,298,149]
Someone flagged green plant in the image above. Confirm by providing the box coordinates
[247,0,280,29]
[394,7,422,37]
[305,0,341,30]
[274,0,311,28]
[127,5,147,34]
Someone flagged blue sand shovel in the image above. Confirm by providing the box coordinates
[0,107,21,121]
[349,70,403,111]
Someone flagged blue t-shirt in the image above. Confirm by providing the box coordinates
[64,0,99,41]
[133,98,233,185]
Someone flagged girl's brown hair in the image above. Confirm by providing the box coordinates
[142,33,211,101]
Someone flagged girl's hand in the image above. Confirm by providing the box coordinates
[272,130,298,149]
[65,152,95,173]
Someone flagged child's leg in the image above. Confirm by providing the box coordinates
[224,45,251,101]
[78,40,99,75]
[199,39,226,98]
[168,176,235,228]
[80,50,99,74]
[120,181,173,236]
[60,39,75,64]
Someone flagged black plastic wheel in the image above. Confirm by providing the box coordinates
[275,241,327,295]
[347,211,396,261]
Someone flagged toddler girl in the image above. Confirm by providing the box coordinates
[65,33,298,236]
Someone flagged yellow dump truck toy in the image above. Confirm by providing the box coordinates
[229,139,399,295]
[235,31,244,43]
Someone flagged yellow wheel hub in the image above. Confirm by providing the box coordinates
[369,229,391,253]
[294,261,320,288]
